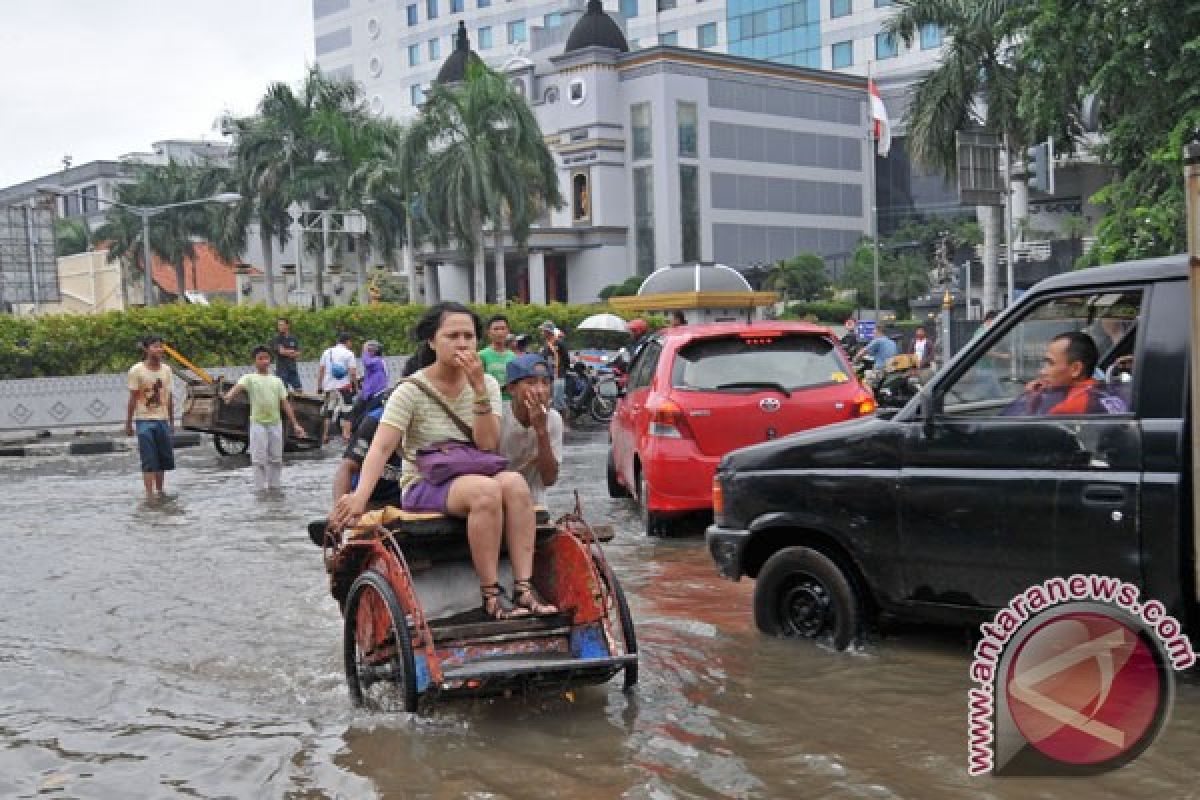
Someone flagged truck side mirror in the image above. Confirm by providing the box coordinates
[918,391,936,436]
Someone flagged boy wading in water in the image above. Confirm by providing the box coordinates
[126,335,176,499]
[224,346,307,491]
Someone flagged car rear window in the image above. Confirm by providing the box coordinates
[671,334,849,391]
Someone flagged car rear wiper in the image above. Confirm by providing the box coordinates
[713,381,792,397]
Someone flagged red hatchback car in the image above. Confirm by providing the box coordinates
[607,321,875,534]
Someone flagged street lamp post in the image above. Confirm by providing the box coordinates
[37,185,240,307]
[287,203,366,308]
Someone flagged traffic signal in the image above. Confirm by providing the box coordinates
[1027,139,1054,194]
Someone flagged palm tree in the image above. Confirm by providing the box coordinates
[94,162,211,303]
[53,217,91,257]
[348,118,414,303]
[228,67,368,307]
[882,0,1024,312]
[405,62,562,304]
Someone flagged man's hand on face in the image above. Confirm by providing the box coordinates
[524,382,551,431]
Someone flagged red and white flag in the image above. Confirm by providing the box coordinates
[869,79,892,157]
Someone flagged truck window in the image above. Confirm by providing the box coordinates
[942,290,1141,416]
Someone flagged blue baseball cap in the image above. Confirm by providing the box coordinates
[506,353,552,386]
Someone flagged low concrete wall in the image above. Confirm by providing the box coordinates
[0,356,410,432]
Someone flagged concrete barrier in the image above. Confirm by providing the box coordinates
[0,355,410,433]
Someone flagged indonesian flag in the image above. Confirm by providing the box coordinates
[869,80,892,157]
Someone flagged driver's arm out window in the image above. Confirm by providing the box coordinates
[942,290,1141,416]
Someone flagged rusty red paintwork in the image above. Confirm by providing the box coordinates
[533,532,606,626]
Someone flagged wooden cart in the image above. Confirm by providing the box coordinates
[181,377,325,455]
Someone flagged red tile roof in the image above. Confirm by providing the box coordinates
[151,244,256,295]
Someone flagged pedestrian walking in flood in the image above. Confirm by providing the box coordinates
[317,332,358,444]
[125,334,176,499]
[223,346,307,492]
[273,317,302,391]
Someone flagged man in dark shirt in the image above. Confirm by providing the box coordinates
[273,317,302,390]
[332,398,404,509]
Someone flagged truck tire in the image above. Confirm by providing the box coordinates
[753,546,860,650]
[607,450,630,498]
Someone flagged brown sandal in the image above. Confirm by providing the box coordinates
[481,583,530,620]
[513,579,558,616]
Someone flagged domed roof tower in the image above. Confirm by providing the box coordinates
[563,0,629,54]
[436,21,483,85]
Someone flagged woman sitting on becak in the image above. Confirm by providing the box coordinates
[331,302,557,620]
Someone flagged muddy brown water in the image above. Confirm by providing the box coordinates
[1,429,1197,798]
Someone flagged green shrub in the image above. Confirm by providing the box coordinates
[0,302,656,378]
[780,300,857,323]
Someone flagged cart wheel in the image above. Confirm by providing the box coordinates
[589,391,616,423]
[344,569,418,712]
[213,434,248,456]
[609,573,638,690]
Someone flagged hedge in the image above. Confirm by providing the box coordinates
[0,301,661,378]
[780,300,858,323]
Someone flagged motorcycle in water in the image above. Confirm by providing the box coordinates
[564,362,620,423]
[871,353,924,408]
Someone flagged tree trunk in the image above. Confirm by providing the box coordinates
[493,225,506,307]
[402,239,418,306]
[472,214,486,303]
[978,205,1001,313]
[356,239,370,306]
[258,225,277,307]
[174,258,188,304]
[313,233,326,309]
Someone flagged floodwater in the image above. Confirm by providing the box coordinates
[1,428,1197,798]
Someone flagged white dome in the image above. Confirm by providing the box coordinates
[637,263,751,295]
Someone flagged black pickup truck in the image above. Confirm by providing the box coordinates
[706,254,1193,649]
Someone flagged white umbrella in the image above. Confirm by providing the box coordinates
[576,313,630,333]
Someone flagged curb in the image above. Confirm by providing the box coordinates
[0,446,27,457]
[173,432,203,448]
[69,440,117,455]
[0,434,204,459]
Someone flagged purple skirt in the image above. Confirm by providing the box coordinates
[402,479,453,513]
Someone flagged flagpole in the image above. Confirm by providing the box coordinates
[869,61,881,326]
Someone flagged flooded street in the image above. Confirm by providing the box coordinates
[1,428,1198,798]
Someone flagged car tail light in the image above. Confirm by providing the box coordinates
[849,388,876,417]
[648,399,692,439]
[712,477,724,517]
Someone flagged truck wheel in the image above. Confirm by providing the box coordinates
[753,547,860,650]
[607,450,630,498]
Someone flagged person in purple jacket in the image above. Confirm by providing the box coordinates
[360,339,389,401]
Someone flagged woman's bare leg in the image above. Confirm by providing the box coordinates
[495,472,538,579]
[446,475,504,586]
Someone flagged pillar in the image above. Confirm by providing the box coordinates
[528,251,547,305]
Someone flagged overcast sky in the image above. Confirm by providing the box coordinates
[0,0,314,187]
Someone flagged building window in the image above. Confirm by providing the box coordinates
[408,43,421,65]
[874,0,892,6]
[679,165,700,263]
[697,22,717,48]
[620,0,637,18]
[568,79,586,104]
[830,0,851,18]
[429,37,441,59]
[451,0,464,11]
[677,102,698,157]
[507,19,527,44]
[410,84,424,106]
[544,11,565,27]
[426,0,438,19]
[920,23,942,49]
[477,26,492,48]
[659,31,678,45]
[478,0,491,6]
[831,40,852,68]
[633,167,656,275]
[875,31,898,59]
[80,186,99,215]
[572,172,591,222]
[631,102,652,161]
[657,0,676,9]
[407,3,418,25]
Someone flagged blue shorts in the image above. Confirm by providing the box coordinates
[136,420,175,473]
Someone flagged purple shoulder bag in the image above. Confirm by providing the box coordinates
[404,378,507,485]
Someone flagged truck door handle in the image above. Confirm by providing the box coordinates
[1082,484,1127,506]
